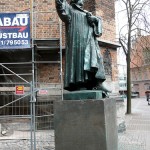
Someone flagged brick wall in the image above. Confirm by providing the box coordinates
[0,0,116,41]
[0,0,30,12]
[94,0,118,82]
[95,0,116,42]
[131,35,150,97]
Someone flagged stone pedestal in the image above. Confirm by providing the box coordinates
[54,99,118,150]
[116,98,126,133]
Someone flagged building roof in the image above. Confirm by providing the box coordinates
[98,39,121,50]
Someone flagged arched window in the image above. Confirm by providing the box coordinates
[103,49,112,76]
[133,84,139,92]
[144,83,150,90]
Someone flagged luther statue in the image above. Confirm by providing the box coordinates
[55,0,110,94]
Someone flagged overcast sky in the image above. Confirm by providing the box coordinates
[115,1,127,71]
[115,0,150,73]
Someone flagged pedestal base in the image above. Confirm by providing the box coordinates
[63,90,103,100]
[54,99,118,150]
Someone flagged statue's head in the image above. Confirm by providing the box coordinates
[70,0,84,7]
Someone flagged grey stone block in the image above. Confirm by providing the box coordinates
[116,98,126,133]
[54,99,118,150]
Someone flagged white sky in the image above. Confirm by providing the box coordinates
[115,1,127,70]
[115,0,150,73]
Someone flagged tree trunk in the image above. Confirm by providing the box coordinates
[126,53,131,114]
[126,15,132,114]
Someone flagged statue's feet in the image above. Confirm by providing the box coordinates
[93,82,111,98]
[93,82,112,93]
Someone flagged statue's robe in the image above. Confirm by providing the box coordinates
[56,0,106,91]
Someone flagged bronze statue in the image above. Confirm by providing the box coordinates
[55,0,110,94]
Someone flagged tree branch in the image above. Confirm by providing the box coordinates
[119,38,128,56]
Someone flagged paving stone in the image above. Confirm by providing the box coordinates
[118,98,150,150]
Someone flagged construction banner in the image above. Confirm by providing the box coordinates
[0,12,30,49]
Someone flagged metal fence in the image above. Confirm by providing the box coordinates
[0,0,63,149]
[0,80,61,150]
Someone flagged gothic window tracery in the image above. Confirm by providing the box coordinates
[103,49,112,76]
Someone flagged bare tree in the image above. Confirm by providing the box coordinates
[116,0,150,114]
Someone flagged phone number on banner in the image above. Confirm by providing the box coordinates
[0,40,29,46]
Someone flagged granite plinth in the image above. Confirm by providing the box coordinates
[116,98,126,133]
[63,90,103,100]
[54,99,118,150]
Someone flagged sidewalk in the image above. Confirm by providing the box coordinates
[0,97,149,150]
[118,97,150,150]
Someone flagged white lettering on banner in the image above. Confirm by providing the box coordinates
[0,15,29,26]
[0,32,29,39]
[20,17,28,26]
[3,17,11,26]
[0,13,30,49]
[0,40,29,46]
[0,19,3,26]
[11,17,19,26]
[13,33,17,38]
[3,33,7,39]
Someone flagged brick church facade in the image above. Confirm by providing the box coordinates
[131,35,150,97]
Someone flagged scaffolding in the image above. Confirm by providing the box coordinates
[0,0,63,149]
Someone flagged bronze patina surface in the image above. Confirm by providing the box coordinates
[56,0,106,91]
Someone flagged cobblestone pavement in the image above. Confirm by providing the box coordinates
[0,130,55,150]
[0,139,55,150]
[0,97,150,150]
[118,97,150,150]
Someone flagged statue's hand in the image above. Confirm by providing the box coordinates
[56,0,63,5]
[86,13,98,26]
